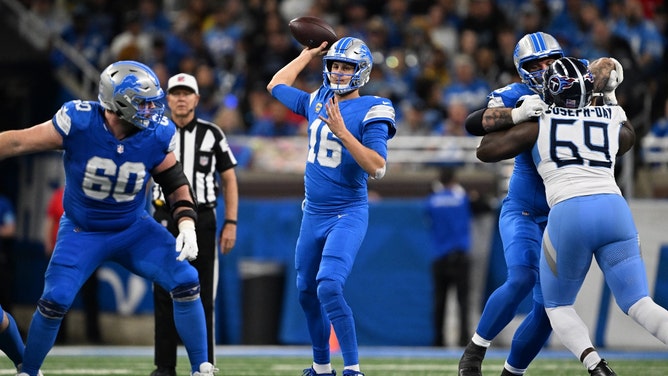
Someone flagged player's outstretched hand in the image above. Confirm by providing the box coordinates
[176,220,198,261]
[511,94,547,124]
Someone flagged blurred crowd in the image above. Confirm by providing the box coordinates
[24,0,668,142]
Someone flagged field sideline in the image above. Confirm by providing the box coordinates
[1,346,666,375]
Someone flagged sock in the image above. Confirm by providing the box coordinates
[503,361,526,375]
[582,350,601,370]
[628,297,668,344]
[506,300,552,370]
[313,362,332,374]
[471,332,492,348]
[173,298,207,373]
[343,364,361,372]
[0,313,24,367]
[23,311,61,375]
[545,306,594,361]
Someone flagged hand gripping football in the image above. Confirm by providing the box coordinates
[288,16,338,49]
[590,57,617,93]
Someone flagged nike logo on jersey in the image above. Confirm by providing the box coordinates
[337,214,348,219]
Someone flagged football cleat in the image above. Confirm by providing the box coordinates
[16,364,43,376]
[458,341,487,376]
[342,370,364,376]
[500,368,520,376]
[191,362,218,376]
[588,359,616,376]
[302,367,336,376]
[150,367,176,376]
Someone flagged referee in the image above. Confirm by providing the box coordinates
[150,73,239,376]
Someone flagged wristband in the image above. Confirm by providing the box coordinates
[224,219,237,226]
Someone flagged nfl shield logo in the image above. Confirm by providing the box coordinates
[117,144,124,154]
[199,155,209,166]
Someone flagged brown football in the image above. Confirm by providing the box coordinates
[590,57,616,93]
[288,16,338,49]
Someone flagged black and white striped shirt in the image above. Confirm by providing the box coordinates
[153,117,237,208]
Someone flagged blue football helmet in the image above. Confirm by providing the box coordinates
[543,57,594,109]
[513,32,564,94]
[98,60,165,130]
[323,37,372,95]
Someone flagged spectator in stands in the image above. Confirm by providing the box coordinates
[44,185,103,344]
[611,0,665,81]
[138,0,172,38]
[425,166,472,347]
[442,54,490,112]
[650,98,668,138]
[104,11,153,66]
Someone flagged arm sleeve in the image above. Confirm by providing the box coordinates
[362,121,390,159]
[465,108,487,136]
[270,84,311,118]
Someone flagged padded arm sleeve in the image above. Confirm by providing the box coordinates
[465,108,487,136]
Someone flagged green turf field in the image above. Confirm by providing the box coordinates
[1,346,666,375]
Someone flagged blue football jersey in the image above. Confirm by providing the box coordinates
[52,100,176,231]
[272,85,396,212]
[487,83,550,218]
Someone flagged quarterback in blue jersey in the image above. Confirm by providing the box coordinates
[267,37,396,376]
[475,56,668,376]
[0,61,216,376]
[459,32,565,376]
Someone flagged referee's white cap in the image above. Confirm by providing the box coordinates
[168,73,199,95]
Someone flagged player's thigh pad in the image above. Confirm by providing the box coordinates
[499,207,543,269]
[112,215,199,291]
[318,209,368,282]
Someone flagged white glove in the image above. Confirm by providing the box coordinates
[175,220,198,261]
[511,94,547,124]
[603,57,624,105]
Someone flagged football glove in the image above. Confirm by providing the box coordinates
[511,94,547,124]
[603,57,624,105]
[175,219,198,261]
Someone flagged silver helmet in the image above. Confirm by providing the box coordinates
[98,60,165,129]
[323,37,373,95]
[513,32,564,93]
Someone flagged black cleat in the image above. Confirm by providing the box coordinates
[588,359,616,376]
[458,341,487,376]
[150,367,177,376]
[500,368,520,376]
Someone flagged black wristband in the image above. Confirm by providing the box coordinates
[224,219,237,226]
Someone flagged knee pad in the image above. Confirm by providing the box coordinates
[170,282,200,302]
[506,266,538,294]
[37,299,68,320]
[317,278,343,301]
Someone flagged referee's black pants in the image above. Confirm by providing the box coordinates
[152,206,217,367]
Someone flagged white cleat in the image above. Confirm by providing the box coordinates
[191,362,219,376]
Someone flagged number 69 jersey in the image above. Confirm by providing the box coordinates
[52,100,176,231]
[533,105,628,208]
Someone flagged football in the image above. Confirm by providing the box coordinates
[288,16,338,49]
[590,57,616,93]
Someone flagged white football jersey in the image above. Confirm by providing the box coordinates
[533,105,628,207]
